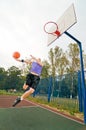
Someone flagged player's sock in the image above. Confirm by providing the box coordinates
[12,97,21,107]
[21,97,23,101]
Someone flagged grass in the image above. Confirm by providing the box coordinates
[28,95,84,121]
[0,89,22,96]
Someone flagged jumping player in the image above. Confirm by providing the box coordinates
[12,55,43,107]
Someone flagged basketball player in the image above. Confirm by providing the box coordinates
[12,55,43,107]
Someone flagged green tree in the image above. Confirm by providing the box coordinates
[83,54,86,70]
[0,67,8,90]
[67,43,80,72]
[6,66,24,91]
[41,60,50,78]
[48,47,63,96]
[66,43,80,98]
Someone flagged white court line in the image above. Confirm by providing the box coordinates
[24,99,84,125]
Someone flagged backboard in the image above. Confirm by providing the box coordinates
[47,3,77,46]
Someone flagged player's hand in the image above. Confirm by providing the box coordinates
[23,85,28,90]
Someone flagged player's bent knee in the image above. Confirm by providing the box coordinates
[30,88,35,94]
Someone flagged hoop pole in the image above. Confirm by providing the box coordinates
[65,31,86,124]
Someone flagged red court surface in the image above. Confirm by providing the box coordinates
[0,95,36,108]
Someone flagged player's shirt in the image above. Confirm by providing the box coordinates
[30,62,42,76]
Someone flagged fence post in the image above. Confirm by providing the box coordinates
[48,76,52,102]
[77,70,83,112]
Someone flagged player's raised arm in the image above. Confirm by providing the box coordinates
[30,55,43,66]
[14,57,32,64]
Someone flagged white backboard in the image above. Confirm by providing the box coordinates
[47,3,77,46]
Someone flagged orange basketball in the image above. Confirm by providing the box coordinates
[13,51,20,59]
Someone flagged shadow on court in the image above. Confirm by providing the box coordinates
[0,95,86,130]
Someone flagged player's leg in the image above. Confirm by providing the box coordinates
[21,87,35,99]
[12,85,34,107]
[12,96,21,107]
[12,74,31,107]
[12,74,39,107]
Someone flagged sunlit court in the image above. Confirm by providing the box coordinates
[0,95,86,130]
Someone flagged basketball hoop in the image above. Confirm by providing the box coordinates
[44,21,60,37]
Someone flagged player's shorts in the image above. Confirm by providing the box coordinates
[25,73,40,90]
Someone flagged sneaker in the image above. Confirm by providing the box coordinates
[12,97,21,107]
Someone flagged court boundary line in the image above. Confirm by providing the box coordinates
[24,99,84,125]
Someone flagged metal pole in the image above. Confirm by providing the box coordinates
[48,76,52,102]
[77,70,83,112]
[64,31,86,124]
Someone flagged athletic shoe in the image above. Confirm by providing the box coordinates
[12,97,21,107]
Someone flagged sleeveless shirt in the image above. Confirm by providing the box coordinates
[30,62,42,76]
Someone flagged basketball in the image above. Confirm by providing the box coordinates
[13,51,20,59]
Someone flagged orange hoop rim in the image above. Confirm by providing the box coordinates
[44,21,60,36]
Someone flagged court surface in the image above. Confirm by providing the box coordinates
[0,95,86,130]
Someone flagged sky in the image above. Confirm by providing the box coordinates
[0,0,86,69]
